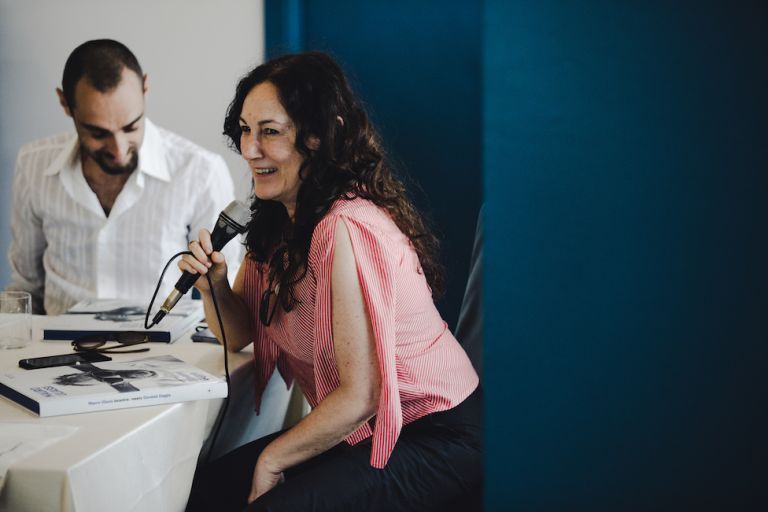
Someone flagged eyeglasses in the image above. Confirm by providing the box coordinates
[259,277,280,327]
[260,249,286,327]
[72,332,150,354]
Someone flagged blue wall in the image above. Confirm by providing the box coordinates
[485,1,768,509]
[265,0,483,329]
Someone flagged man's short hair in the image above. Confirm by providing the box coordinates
[61,39,143,109]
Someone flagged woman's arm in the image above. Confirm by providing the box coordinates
[248,218,382,502]
[198,261,253,352]
[179,229,253,352]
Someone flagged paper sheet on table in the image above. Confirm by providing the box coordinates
[0,423,78,491]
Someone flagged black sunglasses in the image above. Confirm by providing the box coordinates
[72,332,150,354]
[259,277,280,327]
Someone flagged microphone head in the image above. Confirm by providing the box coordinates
[221,200,251,233]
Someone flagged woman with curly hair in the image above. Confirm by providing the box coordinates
[183,52,481,511]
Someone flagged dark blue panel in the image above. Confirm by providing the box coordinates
[264,0,304,57]
[485,1,768,510]
[266,0,483,329]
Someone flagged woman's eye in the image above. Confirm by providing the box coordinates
[239,125,251,134]
[262,127,279,136]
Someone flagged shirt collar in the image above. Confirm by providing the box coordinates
[41,118,170,183]
[138,119,170,183]
[42,134,78,177]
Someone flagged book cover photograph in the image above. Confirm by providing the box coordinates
[42,298,203,343]
[0,355,227,417]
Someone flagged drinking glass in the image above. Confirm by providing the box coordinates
[0,291,32,349]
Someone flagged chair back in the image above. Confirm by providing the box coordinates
[454,205,484,383]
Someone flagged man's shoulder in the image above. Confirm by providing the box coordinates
[15,132,75,178]
[17,132,73,160]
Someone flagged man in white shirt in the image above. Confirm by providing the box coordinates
[6,39,242,314]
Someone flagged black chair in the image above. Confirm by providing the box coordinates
[452,205,484,510]
[455,205,483,382]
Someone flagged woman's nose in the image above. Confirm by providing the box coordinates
[241,134,263,159]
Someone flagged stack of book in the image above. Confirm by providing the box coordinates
[0,354,227,417]
[42,298,203,343]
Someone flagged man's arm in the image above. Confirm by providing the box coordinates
[6,151,46,313]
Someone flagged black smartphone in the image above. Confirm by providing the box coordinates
[191,327,219,344]
[19,351,112,370]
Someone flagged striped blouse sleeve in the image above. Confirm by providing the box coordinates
[312,213,403,468]
[242,258,292,413]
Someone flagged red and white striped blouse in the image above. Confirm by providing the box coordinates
[243,197,479,468]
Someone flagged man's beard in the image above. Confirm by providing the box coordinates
[85,146,139,176]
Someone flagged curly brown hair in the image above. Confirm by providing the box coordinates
[223,52,443,312]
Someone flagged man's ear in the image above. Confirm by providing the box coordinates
[336,115,344,127]
[142,73,149,95]
[56,88,72,117]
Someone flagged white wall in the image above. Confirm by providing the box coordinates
[0,0,263,288]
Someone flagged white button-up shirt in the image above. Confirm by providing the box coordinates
[7,119,243,315]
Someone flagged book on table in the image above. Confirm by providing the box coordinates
[0,354,227,417]
[42,298,203,343]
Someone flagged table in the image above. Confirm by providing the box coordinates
[0,316,293,512]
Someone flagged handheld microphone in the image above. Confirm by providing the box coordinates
[152,200,251,325]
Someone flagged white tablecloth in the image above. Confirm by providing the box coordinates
[0,316,292,512]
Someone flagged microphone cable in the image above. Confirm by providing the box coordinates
[144,250,231,466]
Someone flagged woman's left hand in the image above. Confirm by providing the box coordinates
[248,454,285,504]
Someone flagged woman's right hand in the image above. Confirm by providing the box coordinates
[178,229,229,293]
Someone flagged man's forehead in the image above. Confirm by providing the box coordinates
[72,75,145,130]
[74,67,143,101]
